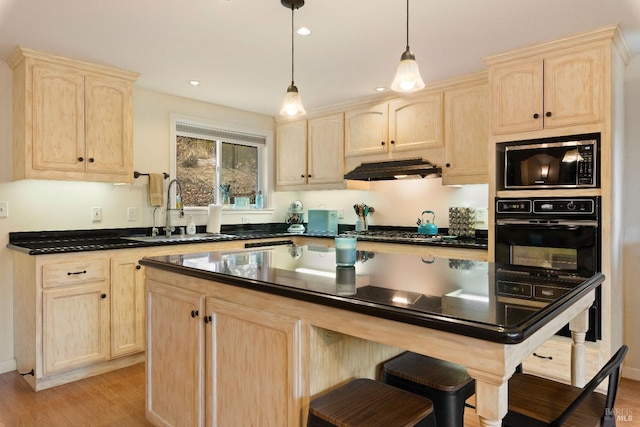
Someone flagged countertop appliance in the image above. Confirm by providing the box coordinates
[497,133,599,190]
[494,196,601,341]
[307,209,338,235]
[286,200,305,233]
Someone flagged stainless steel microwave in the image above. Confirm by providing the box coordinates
[502,136,598,189]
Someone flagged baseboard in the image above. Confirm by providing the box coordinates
[622,365,640,381]
[0,358,17,374]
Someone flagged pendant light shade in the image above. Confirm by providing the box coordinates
[391,0,425,93]
[280,0,306,117]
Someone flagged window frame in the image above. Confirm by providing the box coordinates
[169,113,272,213]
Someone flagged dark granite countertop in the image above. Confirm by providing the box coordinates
[7,224,488,255]
[139,244,602,344]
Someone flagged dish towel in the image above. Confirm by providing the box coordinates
[148,173,164,207]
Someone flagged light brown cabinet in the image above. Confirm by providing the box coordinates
[275,113,345,190]
[145,278,302,427]
[443,78,490,185]
[110,256,146,357]
[7,47,138,183]
[146,281,205,427]
[344,94,443,158]
[488,46,604,134]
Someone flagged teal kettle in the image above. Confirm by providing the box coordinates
[417,210,438,236]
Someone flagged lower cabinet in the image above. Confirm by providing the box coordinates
[146,280,304,427]
[110,255,146,357]
[42,282,111,374]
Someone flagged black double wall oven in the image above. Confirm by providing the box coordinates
[495,133,602,342]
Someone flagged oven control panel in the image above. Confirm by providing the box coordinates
[496,197,599,218]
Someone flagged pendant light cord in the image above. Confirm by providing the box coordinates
[405,0,410,50]
[290,6,295,86]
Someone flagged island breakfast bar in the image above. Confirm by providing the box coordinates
[140,244,603,427]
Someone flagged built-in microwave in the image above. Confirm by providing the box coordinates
[498,134,599,190]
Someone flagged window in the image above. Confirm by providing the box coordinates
[172,119,268,208]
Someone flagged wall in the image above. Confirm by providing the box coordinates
[623,55,640,380]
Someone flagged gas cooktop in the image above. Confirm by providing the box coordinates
[344,230,446,243]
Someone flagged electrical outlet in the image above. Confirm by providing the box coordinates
[337,208,344,219]
[241,216,251,224]
[0,201,7,218]
[127,207,137,221]
[475,208,488,224]
[92,207,102,222]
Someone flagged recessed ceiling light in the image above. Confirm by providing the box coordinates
[375,87,386,92]
[296,27,311,36]
[188,80,201,86]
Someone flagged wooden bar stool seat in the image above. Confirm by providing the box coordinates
[308,378,437,427]
[382,352,475,427]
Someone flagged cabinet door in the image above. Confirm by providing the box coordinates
[308,113,344,185]
[42,283,110,374]
[276,120,308,187]
[388,94,443,152]
[443,82,490,185]
[345,103,388,157]
[32,64,86,173]
[85,76,133,177]
[543,47,604,129]
[205,298,303,427]
[146,281,204,427]
[490,59,544,134]
[110,256,145,357]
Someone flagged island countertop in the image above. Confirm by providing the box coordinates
[139,243,603,344]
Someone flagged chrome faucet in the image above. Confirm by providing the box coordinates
[165,179,184,236]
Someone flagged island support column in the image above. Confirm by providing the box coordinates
[569,306,590,387]
[465,369,508,427]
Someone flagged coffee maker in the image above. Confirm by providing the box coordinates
[286,200,305,233]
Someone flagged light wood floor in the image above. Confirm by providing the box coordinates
[0,363,638,426]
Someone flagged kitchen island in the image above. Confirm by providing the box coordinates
[140,244,602,427]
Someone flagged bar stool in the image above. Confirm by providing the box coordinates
[307,378,437,427]
[381,352,475,427]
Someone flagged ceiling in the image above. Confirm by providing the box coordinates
[1,0,639,117]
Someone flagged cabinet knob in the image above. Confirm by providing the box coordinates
[532,113,539,119]
[545,111,552,117]
[204,315,213,324]
[78,157,84,162]
[136,265,141,270]
[390,140,395,145]
[381,141,385,146]
[191,309,199,318]
[88,158,95,163]
[101,293,107,299]
[300,174,305,178]
[308,174,311,178]
[446,163,451,168]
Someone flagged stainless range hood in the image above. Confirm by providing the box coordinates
[344,158,442,181]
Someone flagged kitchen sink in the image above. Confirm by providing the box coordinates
[123,233,236,243]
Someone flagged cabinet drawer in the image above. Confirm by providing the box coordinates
[43,259,108,288]
[522,339,602,385]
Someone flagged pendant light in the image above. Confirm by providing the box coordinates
[390,0,425,93]
[280,0,306,117]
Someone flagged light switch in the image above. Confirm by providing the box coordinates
[0,201,7,218]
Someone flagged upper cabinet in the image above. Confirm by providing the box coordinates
[443,76,490,185]
[275,113,345,190]
[7,47,139,183]
[344,93,443,157]
[487,45,605,135]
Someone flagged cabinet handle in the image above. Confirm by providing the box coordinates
[533,352,553,360]
[136,265,141,270]
[101,293,107,299]
[191,309,199,318]
[77,157,84,162]
[446,163,451,168]
[88,158,95,163]
[545,111,552,117]
[204,315,213,324]
[380,141,385,146]
[532,113,539,119]
[68,270,87,276]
